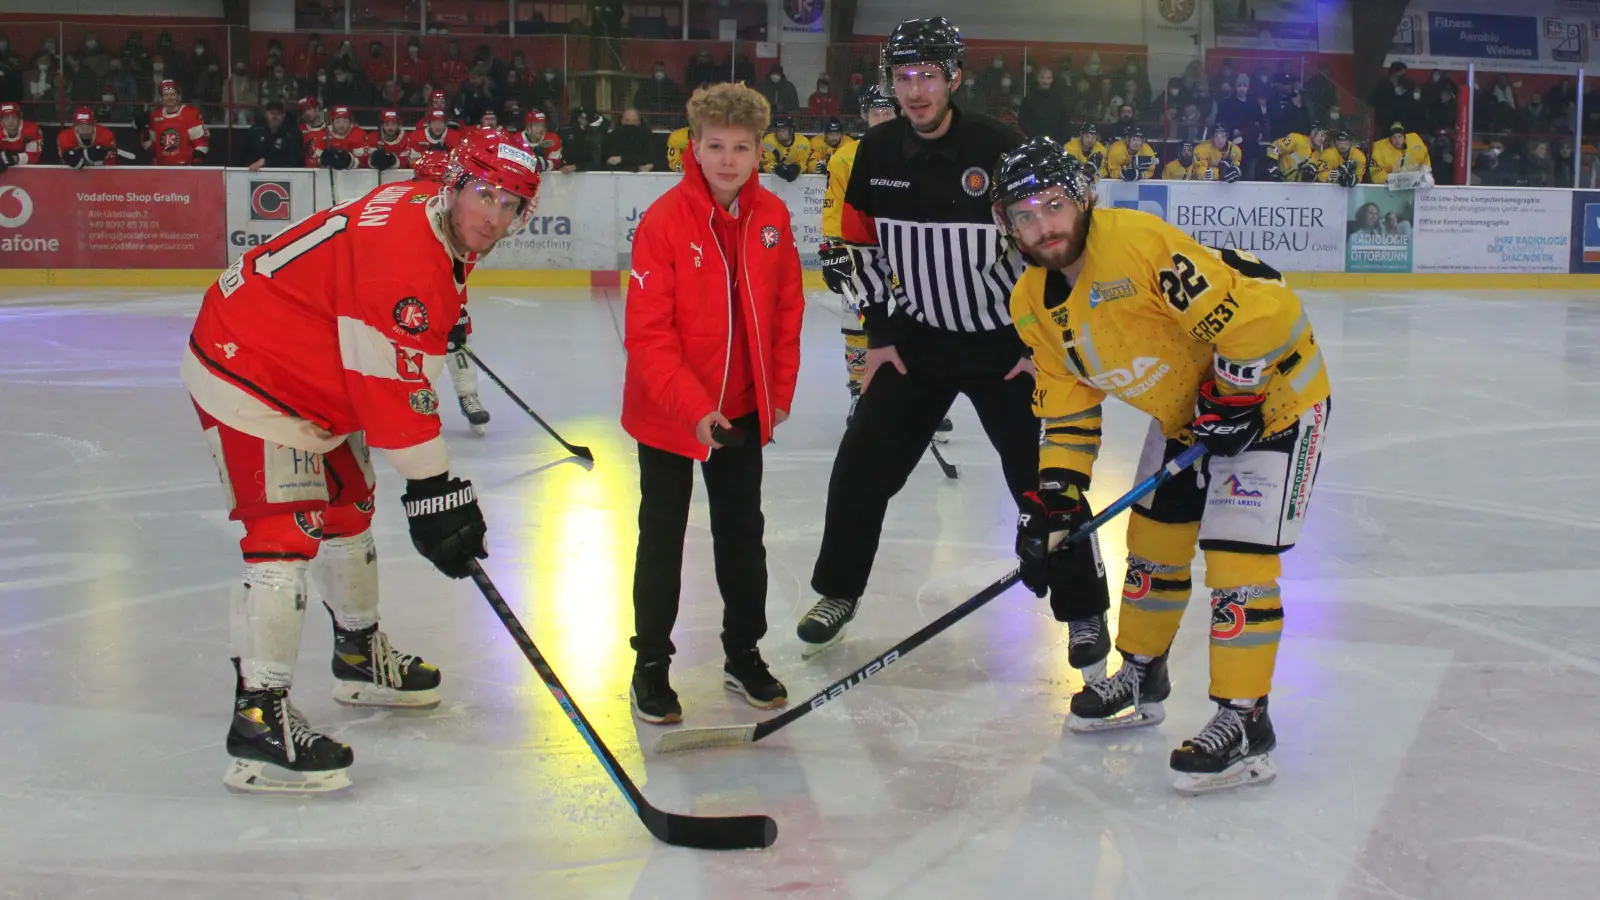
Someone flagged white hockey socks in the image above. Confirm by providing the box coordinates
[231,560,311,691]
[446,349,479,398]
[313,529,380,632]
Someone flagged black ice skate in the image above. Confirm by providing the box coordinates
[797,596,859,658]
[630,659,682,725]
[1066,650,1170,733]
[933,417,953,443]
[224,664,353,795]
[459,393,490,436]
[723,647,788,709]
[329,614,442,709]
[1066,613,1111,683]
[1170,697,1277,796]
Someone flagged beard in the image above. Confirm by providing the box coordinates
[1020,208,1091,270]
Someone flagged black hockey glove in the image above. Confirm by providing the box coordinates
[815,159,829,177]
[402,475,488,579]
[0,155,8,174]
[1219,160,1241,183]
[1268,164,1285,182]
[85,144,109,165]
[1120,163,1139,182]
[370,147,397,171]
[1335,160,1358,187]
[0,150,17,168]
[1297,160,1319,182]
[131,109,149,132]
[1017,475,1090,598]
[446,309,469,352]
[1191,379,1264,457]
[776,161,801,182]
[61,147,87,169]
[819,243,853,295]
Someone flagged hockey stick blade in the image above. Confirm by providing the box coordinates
[654,443,1208,755]
[463,348,595,461]
[468,562,775,849]
[928,441,958,479]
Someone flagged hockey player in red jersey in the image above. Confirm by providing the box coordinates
[182,130,542,793]
[513,109,567,172]
[141,80,210,166]
[408,109,461,156]
[57,107,120,168]
[0,102,43,171]
[298,97,328,156]
[412,150,489,434]
[367,109,413,171]
[307,104,368,169]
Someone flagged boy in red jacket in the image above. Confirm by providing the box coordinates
[621,83,806,724]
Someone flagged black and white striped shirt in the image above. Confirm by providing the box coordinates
[840,107,1026,343]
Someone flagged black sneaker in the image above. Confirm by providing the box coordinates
[1170,697,1277,795]
[723,648,787,709]
[630,659,682,725]
[797,595,859,658]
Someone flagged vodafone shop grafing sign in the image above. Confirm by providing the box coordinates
[0,167,225,269]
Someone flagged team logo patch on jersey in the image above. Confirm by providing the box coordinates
[1050,306,1072,328]
[409,194,430,203]
[159,128,181,151]
[294,510,325,540]
[761,225,781,249]
[392,298,429,335]
[1088,278,1135,308]
[960,166,990,197]
[409,388,440,416]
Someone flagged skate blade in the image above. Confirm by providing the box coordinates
[931,433,950,444]
[1066,700,1166,734]
[332,681,441,710]
[469,424,487,437]
[1173,753,1276,796]
[723,674,789,710]
[223,758,352,795]
[799,629,846,659]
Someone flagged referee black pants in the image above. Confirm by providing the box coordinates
[811,320,1050,601]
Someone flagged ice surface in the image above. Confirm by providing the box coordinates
[1,284,1599,899]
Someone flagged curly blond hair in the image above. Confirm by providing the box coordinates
[686,83,771,141]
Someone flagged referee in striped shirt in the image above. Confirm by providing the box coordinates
[797,16,1109,654]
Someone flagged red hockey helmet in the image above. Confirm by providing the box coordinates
[429,90,447,109]
[73,106,95,126]
[413,150,450,183]
[0,102,20,123]
[381,109,400,123]
[445,128,542,229]
[298,96,321,112]
[158,79,179,97]
[331,105,353,123]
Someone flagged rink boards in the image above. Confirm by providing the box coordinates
[5,165,1600,289]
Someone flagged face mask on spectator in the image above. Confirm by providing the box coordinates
[86,40,98,50]
[317,72,327,83]
[770,73,780,83]
[654,70,664,80]
[1001,77,1012,89]
[1329,112,1340,121]
[820,85,828,94]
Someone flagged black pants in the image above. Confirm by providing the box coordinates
[631,412,767,663]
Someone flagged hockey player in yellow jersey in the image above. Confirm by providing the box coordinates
[991,138,1331,795]
[1062,122,1108,179]
[1162,141,1197,180]
[1267,123,1328,182]
[1317,129,1367,186]
[1104,126,1158,181]
[761,115,811,180]
[1369,122,1433,185]
[821,86,899,423]
[1192,124,1242,182]
[809,117,855,175]
[666,125,690,172]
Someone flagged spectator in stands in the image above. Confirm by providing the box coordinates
[0,44,19,105]
[984,69,1017,116]
[1522,92,1550,138]
[78,32,109,83]
[1119,55,1150,108]
[985,54,1013,91]
[25,53,55,108]
[1217,78,1266,178]
[363,41,392,87]
[471,44,504,85]
[635,60,684,120]
[433,40,468,94]
[1522,139,1554,187]
[262,38,285,77]
[1554,139,1576,188]
[1064,78,1091,122]
[1213,60,1237,99]
[808,75,839,117]
[1120,77,1144,117]
[195,59,224,123]
[324,63,362,111]
[1054,53,1076,90]
[1108,101,1135,133]
[1019,67,1071,141]
[260,62,296,108]
[1389,76,1426,134]
[65,53,102,111]
[1491,74,1517,109]
[378,79,403,115]
[227,61,259,126]
[952,70,989,116]
[242,99,302,170]
[293,35,327,83]
[1473,140,1508,186]
[1266,74,1297,136]
[1093,77,1114,119]
[329,40,358,76]
[397,73,425,110]
[398,38,427,87]
[685,50,719,89]
[759,66,799,116]
[530,66,563,117]
[508,51,531,83]
[604,107,655,172]
[103,57,138,120]
[1275,88,1311,141]
[1368,61,1407,137]
[188,38,220,97]
[733,54,755,86]
[1082,51,1103,78]
[560,106,604,171]
[458,70,496,127]
[1172,101,1206,143]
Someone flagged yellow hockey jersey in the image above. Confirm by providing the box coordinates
[1063,137,1108,178]
[822,138,861,240]
[1267,133,1320,181]
[1105,140,1159,180]
[1192,140,1241,181]
[1009,208,1329,483]
[1315,145,1368,184]
[666,126,690,173]
[1369,133,1431,184]
[809,133,855,174]
[761,133,812,173]
[1162,158,1196,180]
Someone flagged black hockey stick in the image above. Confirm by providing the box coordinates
[927,441,958,479]
[462,348,594,461]
[467,561,777,849]
[654,443,1208,754]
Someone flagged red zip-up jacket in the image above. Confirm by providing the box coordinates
[622,141,805,462]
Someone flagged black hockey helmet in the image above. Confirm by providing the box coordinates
[883,16,965,82]
[773,115,795,135]
[1332,128,1353,145]
[824,116,844,133]
[1080,121,1098,136]
[990,138,1095,249]
[1309,120,1329,140]
[1179,140,1195,156]
[1121,125,1145,143]
[860,84,898,112]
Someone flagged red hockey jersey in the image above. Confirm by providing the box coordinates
[57,125,120,166]
[0,120,44,166]
[367,133,414,169]
[183,182,475,480]
[511,130,564,171]
[142,104,210,165]
[407,122,461,157]
[305,126,369,168]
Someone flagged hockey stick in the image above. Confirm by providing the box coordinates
[462,348,595,461]
[654,442,1208,755]
[927,441,958,479]
[467,561,777,849]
